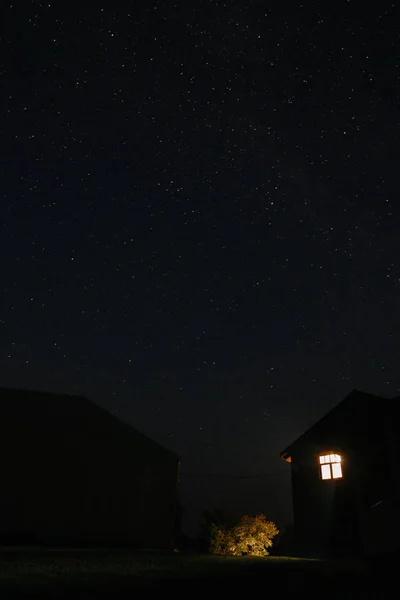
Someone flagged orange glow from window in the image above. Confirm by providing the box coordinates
[319,453,343,479]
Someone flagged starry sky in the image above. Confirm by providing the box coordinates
[1,2,399,535]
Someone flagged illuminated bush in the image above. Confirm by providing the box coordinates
[209,514,279,557]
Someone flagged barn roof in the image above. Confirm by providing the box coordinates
[0,387,178,462]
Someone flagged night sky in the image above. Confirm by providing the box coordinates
[1,2,399,535]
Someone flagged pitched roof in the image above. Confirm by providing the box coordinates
[0,387,178,461]
[280,389,390,462]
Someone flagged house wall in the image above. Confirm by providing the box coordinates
[289,394,400,557]
[358,410,400,556]
[290,445,361,557]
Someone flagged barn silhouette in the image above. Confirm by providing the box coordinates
[0,387,179,549]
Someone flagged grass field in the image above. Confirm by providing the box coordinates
[0,548,391,598]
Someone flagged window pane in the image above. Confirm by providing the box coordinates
[321,464,331,479]
[330,454,336,463]
[336,454,341,462]
[332,463,343,479]
[319,455,326,464]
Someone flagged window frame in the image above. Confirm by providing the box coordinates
[318,452,343,480]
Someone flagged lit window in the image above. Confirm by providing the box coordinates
[319,453,342,479]
[321,464,331,480]
[332,462,343,478]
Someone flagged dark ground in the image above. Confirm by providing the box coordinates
[0,548,395,598]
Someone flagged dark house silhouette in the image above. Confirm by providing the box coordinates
[0,387,179,549]
[280,389,400,558]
